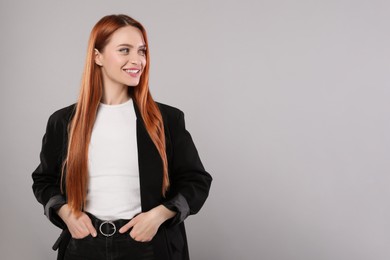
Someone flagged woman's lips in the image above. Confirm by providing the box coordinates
[124,68,141,77]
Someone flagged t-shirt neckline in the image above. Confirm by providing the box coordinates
[99,98,133,108]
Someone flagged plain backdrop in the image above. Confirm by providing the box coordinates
[1,0,389,259]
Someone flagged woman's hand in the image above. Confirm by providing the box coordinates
[57,204,97,239]
[119,205,176,242]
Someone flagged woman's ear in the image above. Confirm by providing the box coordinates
[94,48,103,66]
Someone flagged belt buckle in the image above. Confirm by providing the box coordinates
[99,221,116,237]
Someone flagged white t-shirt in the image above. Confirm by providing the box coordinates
[85,98,141,220]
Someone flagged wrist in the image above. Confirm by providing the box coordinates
[57,204,70,221]
[155,205,176,223]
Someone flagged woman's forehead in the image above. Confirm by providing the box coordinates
[107,26,145,47]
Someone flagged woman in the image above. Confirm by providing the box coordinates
[32,14,212,260]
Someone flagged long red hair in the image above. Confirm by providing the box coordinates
[61,14,169,214]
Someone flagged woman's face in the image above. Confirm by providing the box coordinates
[95,25,147,89]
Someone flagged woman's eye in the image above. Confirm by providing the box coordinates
[119,48,129,54]
[139,49,146,56]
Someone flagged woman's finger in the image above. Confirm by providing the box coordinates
[83,217,97,237]
[119,218,136,233]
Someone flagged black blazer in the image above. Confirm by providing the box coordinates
[32,100,212,260]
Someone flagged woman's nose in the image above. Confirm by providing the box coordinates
[129,52,141,65]
[130,59,139,65]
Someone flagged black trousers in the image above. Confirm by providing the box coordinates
[63,213,155,260]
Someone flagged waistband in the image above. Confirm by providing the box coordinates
[86,212,131,238]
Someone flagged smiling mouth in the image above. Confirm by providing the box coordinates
[124,69,140,74]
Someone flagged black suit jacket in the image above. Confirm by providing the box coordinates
[32,100,212,260]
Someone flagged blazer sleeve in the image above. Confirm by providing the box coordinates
[32,113,67,229]
[162,109,212,226]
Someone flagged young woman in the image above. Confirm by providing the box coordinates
[32,14,212,260]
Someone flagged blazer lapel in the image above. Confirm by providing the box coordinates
[132,99,163,211]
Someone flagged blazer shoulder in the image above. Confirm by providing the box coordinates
[156,101,184,120]
[48,102,77,125]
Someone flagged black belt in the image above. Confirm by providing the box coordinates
[86,212,131,238]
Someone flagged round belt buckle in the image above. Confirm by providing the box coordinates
[99,221,116,237]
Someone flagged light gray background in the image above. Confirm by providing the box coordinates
[1,0,389,259]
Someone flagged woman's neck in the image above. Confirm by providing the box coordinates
[101,85,131,105]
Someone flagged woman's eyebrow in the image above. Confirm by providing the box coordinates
[117,43,146,48]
